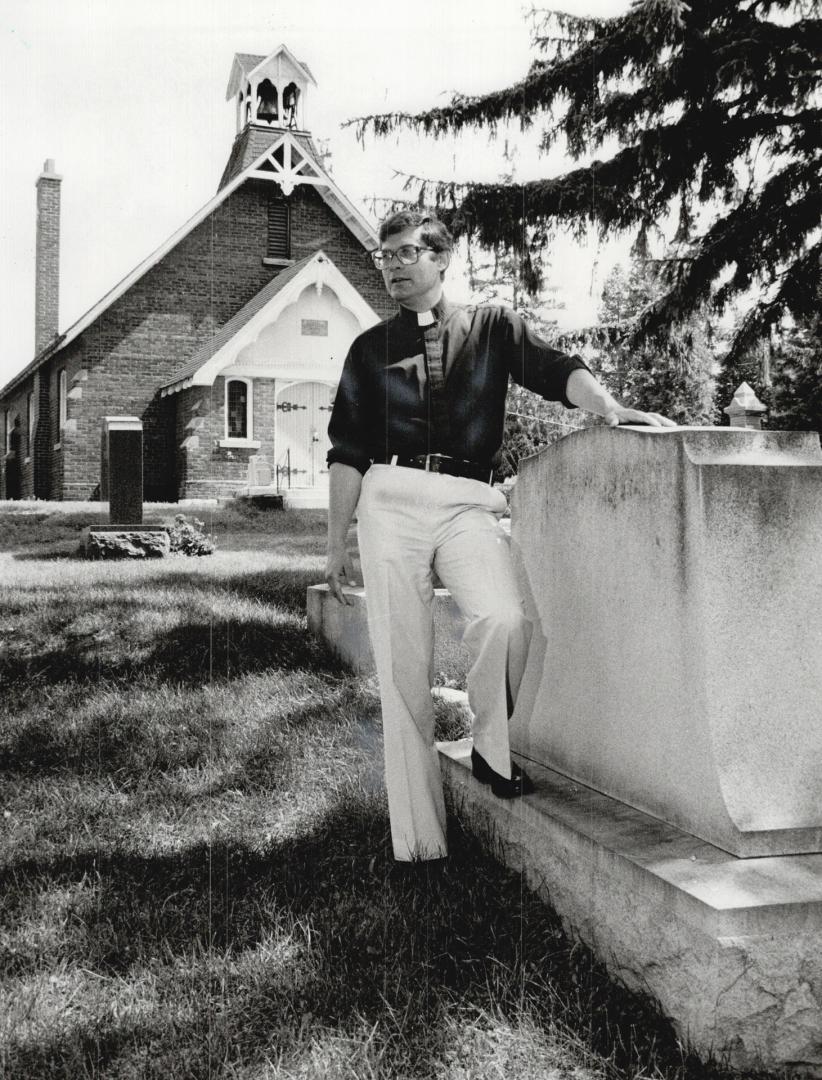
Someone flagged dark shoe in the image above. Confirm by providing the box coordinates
[471,748,534,799]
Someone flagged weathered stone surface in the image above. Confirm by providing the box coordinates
[439,741,822,1075]
[83,527,170,559]
[509,426,822,857]
[306,583,469,682]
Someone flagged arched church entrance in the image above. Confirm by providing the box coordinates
[275,381,334,489]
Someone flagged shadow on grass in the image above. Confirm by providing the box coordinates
[0,663,363,778]
[0,796,740,1080]
[2,614,344,690]
[3,560,346,693]
[205,567,330,616]
[4,562,326,615]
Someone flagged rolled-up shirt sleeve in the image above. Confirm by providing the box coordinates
[327,341,373,475]
[503,309,591,407]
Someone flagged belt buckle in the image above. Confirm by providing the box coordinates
[416,453,450,474]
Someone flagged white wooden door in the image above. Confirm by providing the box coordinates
[276,382,334,488]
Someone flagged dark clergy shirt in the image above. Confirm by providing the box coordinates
[327,296,591,475]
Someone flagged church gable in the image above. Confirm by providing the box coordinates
[161,251,380,394]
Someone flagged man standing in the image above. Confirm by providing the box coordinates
[326,211,674,862]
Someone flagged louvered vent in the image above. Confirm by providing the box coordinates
[267,198,290,258]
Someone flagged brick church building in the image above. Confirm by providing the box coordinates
[0,45,393,504]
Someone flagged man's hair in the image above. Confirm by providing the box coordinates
[378,210,454,253]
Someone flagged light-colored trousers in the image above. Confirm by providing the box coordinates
[357,464,532,861]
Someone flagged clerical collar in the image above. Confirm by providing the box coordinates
[398,296,455,326]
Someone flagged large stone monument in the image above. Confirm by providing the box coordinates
[510,426,822,858]
[439,425,822,1073]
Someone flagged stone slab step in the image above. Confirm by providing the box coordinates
[438,738,822,1074]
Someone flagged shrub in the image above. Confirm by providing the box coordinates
[168,514,215,557]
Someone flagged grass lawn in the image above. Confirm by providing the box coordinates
[0,501,767,1079]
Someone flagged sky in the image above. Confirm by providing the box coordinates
[0,0,632,389]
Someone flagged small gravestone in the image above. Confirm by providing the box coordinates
[101,416,143,524]
[84,417,170,558]
[248,454,274,488]
[239,454,284,508]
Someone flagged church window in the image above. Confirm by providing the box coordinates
[5,413,20,456]
[27,392,35,457]
[57,369,67,433]
[226,378,252,439]
[267,197,290,259]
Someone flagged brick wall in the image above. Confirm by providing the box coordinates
[35,164,62,354]
[290,185,394,318]
[1,378,38,500]
[174,377,284,499]
[4,363,56,501]
[33,368,51,498]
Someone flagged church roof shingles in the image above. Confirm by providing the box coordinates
[233,52,316,84]
[218,127,321,190]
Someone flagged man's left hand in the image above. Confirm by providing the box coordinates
[603,406,677,428]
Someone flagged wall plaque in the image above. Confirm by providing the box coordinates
[301,319,329,337]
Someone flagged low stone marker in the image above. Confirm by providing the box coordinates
[84,416,170,558]
[84,528,170,559]
[247,455,274,489]
[439,425,822,1073]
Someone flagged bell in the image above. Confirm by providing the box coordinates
[257,98,277,123]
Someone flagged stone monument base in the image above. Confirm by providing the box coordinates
[83,525,170,559]
[438,739,822,1076]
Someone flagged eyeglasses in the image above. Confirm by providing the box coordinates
[370,244,436,269]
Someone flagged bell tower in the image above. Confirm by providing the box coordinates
[226,45,316,134]
[218,44,333,194]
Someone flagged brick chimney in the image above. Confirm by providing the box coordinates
[35,158,62,354]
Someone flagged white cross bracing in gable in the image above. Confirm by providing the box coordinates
[248,134,325,197]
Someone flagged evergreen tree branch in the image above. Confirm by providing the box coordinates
[349,0,821,361]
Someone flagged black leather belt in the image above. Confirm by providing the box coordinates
[379,453,494,484]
